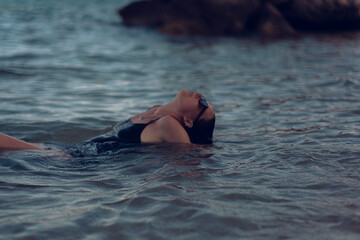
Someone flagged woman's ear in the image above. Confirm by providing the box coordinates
[183,116,193,128]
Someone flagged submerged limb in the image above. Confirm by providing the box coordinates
[0,133,44,153]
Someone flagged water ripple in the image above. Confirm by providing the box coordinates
[1,0,360,239]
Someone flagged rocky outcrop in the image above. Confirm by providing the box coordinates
[118,0,360,37]
[248,2,296,37]
[158,0,262,36]
[271,0,360,31]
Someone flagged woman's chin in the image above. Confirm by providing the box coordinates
[178,89,186,95]
[179,89,193,97]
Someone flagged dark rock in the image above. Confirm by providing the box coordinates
[199,0,261,35]
[119,0,264,36]
[271,0,360,31]
[118,1,164,26]
[159,0,210,35]
[249,2,296,38]
[118,0,360,38]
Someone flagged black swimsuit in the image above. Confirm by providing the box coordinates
[68,118,159,156]
[89,118,158,143]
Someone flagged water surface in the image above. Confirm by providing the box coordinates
[1,0,360,239]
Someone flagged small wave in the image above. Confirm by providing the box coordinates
[0,180,49,190]
[310,77,360,90]
[0,68,32,77]
[280,126,322,133]
[218,193,289,203]
[302,182,346,190]
[0,52,44,61]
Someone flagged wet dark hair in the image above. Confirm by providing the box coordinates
[185,116,216,144]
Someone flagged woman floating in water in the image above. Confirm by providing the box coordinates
[0,90,216,154]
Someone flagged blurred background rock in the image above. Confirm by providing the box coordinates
[119,0,360,38]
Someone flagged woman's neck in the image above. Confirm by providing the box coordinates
[131,101,182,124]
[155,101,182,123]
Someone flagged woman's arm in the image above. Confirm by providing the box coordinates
[0,133,44,153]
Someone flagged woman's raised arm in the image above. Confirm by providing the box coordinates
[0,133,44,153]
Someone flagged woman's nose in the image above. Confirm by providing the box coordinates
[195,92,202,99]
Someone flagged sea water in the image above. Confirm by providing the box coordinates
[1,0,360,239]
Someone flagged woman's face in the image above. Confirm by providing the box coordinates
[175,90,214,122]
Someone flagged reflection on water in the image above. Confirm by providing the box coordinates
[1,0,360,239]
